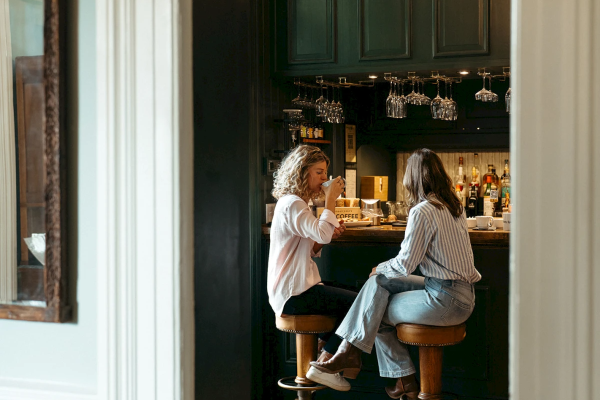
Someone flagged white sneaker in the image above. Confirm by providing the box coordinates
[306,366,351,392]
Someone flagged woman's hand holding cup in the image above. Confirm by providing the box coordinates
[322,176,345,200]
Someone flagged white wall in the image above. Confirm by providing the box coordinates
[0,0,97,397]
[8,0,44,59]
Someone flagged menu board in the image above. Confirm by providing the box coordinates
[345,169,357,199]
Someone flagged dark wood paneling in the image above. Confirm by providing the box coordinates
[288,0,336,64]
[359,0,411,61]
[433,0,490,57]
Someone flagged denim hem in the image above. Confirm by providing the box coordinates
[378,367,416,378]
[336,331,373,354]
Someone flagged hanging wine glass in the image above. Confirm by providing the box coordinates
[386,81,394,117]
[419,80,431,106]
[482,76,498,102]
[475,72,490,101]
[406,79,419,105]
[431,79,444,119]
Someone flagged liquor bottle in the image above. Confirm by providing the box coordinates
[491,167,502,214]
[470,153,482,188]
[501,159,511,209]
[455,157,468,206]
[480,164,494,197]
[455,184,464,207]
[482,175,498,217]
[467,184,478,217]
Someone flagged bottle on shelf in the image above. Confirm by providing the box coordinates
[500,159,511,210]
[480,164,494,197]
[491,167,502,215]
[455,184,464,207]
[467,184,478,218]
[470,153,482,188]
[482,175,499,217]
[455,157,468,206]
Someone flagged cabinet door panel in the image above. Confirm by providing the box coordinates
[433,0,489,57]
[359,0,411,61]
[288,0,336,64]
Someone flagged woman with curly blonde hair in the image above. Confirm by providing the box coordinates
[267,145,357,391]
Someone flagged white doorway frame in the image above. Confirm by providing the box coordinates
[96,0,194,399]
[510,0,600,399]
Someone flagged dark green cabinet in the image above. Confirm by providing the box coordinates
[433,0,489,57]
[273,0,510,76]
[359,0,411,61]
[287,0,336,64]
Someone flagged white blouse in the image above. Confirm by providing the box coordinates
[267,194,340,316]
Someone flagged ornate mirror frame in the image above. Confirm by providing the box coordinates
[0,0,69,322]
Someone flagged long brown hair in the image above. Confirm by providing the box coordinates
[403,149,463,218]
[271,145,330,200]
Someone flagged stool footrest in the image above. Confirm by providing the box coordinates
[277,376,328,392]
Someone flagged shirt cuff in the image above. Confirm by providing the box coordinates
[375,261,389,275]
[311,246,323,258]
[319,209,340,228]
[376,260,405,278]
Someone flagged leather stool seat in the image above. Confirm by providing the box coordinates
[276,314,337,334]
[396,323,466,346]
[275,314,337,394]
[396,323,467,400]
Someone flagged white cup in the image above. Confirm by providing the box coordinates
[322,177,345,188]
[476,215,495,230]
[466,218,477,228]
[502,212,511,231]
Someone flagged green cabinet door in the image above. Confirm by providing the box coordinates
[284,0,336,64]
[433,0,489,57]
[359,0,411,61]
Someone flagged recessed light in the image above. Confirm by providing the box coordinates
[458,70,470,75]
[368,75,378,79]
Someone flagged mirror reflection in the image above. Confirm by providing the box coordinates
[0,0,45,306]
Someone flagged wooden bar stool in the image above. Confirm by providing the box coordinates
[276,314,337,396]
[396,323,467,400]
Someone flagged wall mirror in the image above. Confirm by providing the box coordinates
[0,0,69,322]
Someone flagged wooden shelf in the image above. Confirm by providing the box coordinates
[302,138,331,144]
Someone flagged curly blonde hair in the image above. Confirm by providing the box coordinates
[272,145,330,200]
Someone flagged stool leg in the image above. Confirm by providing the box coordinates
[295,333,317,385]
[417,346,444,400]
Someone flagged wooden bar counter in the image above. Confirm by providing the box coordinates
[262,224,509,247]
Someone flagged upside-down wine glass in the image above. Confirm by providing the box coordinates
[475,72,490,101]
[395,81,408,118]
[431,79,444,119]
[386,81,394,117]
[482,76,498,102]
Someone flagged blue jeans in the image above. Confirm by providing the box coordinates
[335,275,475,378]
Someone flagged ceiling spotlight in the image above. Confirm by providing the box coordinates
[458,70,470,75]
[368,75,378,79]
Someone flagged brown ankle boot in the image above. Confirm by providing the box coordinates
[316,350,333,363]
[309,340,362,379]
[385,374,419,399]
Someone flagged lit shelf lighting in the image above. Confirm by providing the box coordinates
[458,70,470,75]
[368,75,378,79]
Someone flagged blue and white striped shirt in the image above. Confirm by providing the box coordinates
[376,200,481,284]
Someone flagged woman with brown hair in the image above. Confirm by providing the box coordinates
[268,145,358,391]
[308,149,481,399]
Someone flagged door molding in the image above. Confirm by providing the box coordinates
[510,0,600,398]
[96,0,194,399]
